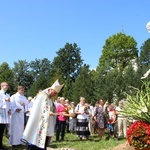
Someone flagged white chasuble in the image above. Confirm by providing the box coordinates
[21,92,56,149]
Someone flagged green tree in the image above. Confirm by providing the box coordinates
[12,60,34,90]
[98,33,138,72]
[0,62,13,83]
[140,38,150,66]
[27,74,48,97]
[62,76,74,100]
[28,58,60,97]
[123,65,142,94]
[107,69,123,101]
[29,58,52,81]
[139,38,150,80]
[94,67,106,101]
[72,64,95,104]
[0,62,15,94]
[94,67,123,103]
[52,43,83,81]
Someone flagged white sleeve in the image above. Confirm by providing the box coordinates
[75,104,79,112]
[10,95,18,114]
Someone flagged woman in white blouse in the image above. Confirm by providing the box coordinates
[75,97,91,140]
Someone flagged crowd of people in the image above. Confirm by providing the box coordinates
[54,97,129,142]
[0,80,131,150]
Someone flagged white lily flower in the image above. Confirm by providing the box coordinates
[142,106,148,113]
[141,69,150,79]
[137,110,141,114]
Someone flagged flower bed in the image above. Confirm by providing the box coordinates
[127,121,150,149]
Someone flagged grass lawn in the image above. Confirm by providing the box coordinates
[3,133,125,150]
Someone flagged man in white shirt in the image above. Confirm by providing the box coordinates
[116,100,127,138]
[0,82,11,150]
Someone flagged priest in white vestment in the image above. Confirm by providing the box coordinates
[0,82,11,150]
[21,79,64,150]
[9,86,28,147]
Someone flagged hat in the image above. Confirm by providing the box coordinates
[50,79,64,93]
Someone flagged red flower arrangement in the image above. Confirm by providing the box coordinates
[127,121,150,149]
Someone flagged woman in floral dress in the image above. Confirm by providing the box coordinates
[94,99,108,140]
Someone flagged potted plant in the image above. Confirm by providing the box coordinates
[122,81,150,150]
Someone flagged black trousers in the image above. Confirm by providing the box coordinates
[0,124,6,148]
[56,120,66,141]
[25,115,29,127]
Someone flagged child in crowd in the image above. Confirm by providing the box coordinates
[106,104,118,140]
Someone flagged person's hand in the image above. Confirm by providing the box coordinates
[59,112,66,116]
[16,108,21,113]
[20,102,25,106]
[49,111,54,116]
[88,114,92,117]
[81,111,85,115]
[111,121,115,124]
[94,117,97,122]
[5,98,10,102]
[8,109,11,115]
[25,110,30,113]
[62,112,68,115]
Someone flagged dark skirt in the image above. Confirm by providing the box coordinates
[76,119,90,138]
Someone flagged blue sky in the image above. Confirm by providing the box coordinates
[0,0,150,69]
